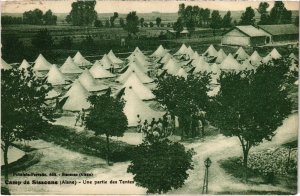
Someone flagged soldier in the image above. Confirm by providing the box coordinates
[74,111,81,126]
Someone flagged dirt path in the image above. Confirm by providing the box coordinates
[3,114,297,194]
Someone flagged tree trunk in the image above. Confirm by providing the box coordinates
[4,143,9,182]
[106,135,110,165]
[242,146,250,182]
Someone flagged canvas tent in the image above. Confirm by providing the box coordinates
[163,58,181,75]
[60,57,83,74]
[19,59,31,70]
[176,68,188,79]
[117,63,153,84]
[248,51,262,66]
[122,72,155,100]
[174,44,188,56]
[234,47,249,61]
[62,80,90,111]
[203,45,218,57]
[289,53,298,61]
[73,51,91,67]
[211,63,221,75]
[1,59,12,70]
[33,54,52,71]
[78,69,109,92]
[193,59,211,73]
[215,49,227,64]
[219,53,241,71]
[89,61,116,79]
[100,54,114,70]
[47,64,68,85]
[160,53,173,64]
[240,60,255,70]
[151,45,168,58]
[46,89,61,100]
[108,50,123,64]
[120,87,164,127]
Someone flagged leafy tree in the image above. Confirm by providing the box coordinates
[43,10,57,25]
[140,17,144,27]
[128,136,194,193]
[124,11,139,36]
[66,0,97,26]
[202,8,210,27]
[178,3,185,18]
[1,33,25,63]
[154,74,211,138]
[94,19,103,28]
[85,94,128,165]
[239,6,255,25]
[173,17,184,37]
[119,18,125,27]
[59,36,73,49]
[295,16,299,27]
[1,16,23,25]
[257,2,270,25]
[156,17,162,27]
[210,10,222,31]
[31,28,53,50]
[105,19,110,27]
[222,11,232,28]
[210,59,292,179]
[23,9,43,25]
[110,12,119,27]
[2,67,54,181]
[149,21,154,27]
[269,1,292,24]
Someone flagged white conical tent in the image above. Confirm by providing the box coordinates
[160,53,173,64]
[47,64,68,85]
[234,47,249,61]
[89,61,116,79]
[176,68,188,79]
[122,73,155,100]
[60,56,83,74]
[289,53,298,61]
[174,44,188,55]
[219,53,241,71]
[117,63,153,84]
[211,63,221,75]
[63,80,90,111]
[262,48,282,63]
[78,69,108,92]
[186,46,194,59]
[203,45,218,57]
[1,59,12,70]
[121,87,164,127]
[193,59,211,73]
[33,54,52,71]
[163,58,181,75]
[132,47,148,60]
[107,50,123,64]
[127,60,148,73]
[151,45,168,58]
[19,59,31,70]
[240,60,255,71]
[215,49,227,64]
[73,51,91,67]
[192,51,200,60]
[46,89,61,99]
[248,51,262,66]
[192,56,209,68]
[132,53,151,67]
[100,54,114,70]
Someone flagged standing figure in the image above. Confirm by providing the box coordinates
[136,114,142,132]
[75,111,81,126]
[80,108,86,127]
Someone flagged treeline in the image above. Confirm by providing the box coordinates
[1,9,57,25]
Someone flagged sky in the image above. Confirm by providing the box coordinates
[1,0,299,14]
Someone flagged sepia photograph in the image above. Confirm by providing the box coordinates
[1,0,299,195]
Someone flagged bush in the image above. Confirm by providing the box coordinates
[127,138,194,193]
[94,19,103,28]
[149,22,154,27]
[38,125,134,162]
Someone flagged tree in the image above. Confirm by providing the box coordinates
[140,17,144,27]
[119,18,125,27]
[127,136,194,193]
[173,17,184,37]
[154,74,211,139]
[239,6,255,25]
[94,19,103,27]
[202,8,210,27]
[110,12,119,27]
[1,16,23,25]
[222,11,232,28]
[43,10,57,25]
[2,67,54,181]
[257,2,270,24]
[66,0,97,26]
[295,16,299,27]
[269,1,292,24]
[210,10,222,32]
[85,94,128,165]
[31,29,53,50]
[149,21,154,27]
[124,11,139,36]
[210,59,292,179]
[156,17,162,27]
[1,33,25,63]
[23,9,43,25]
